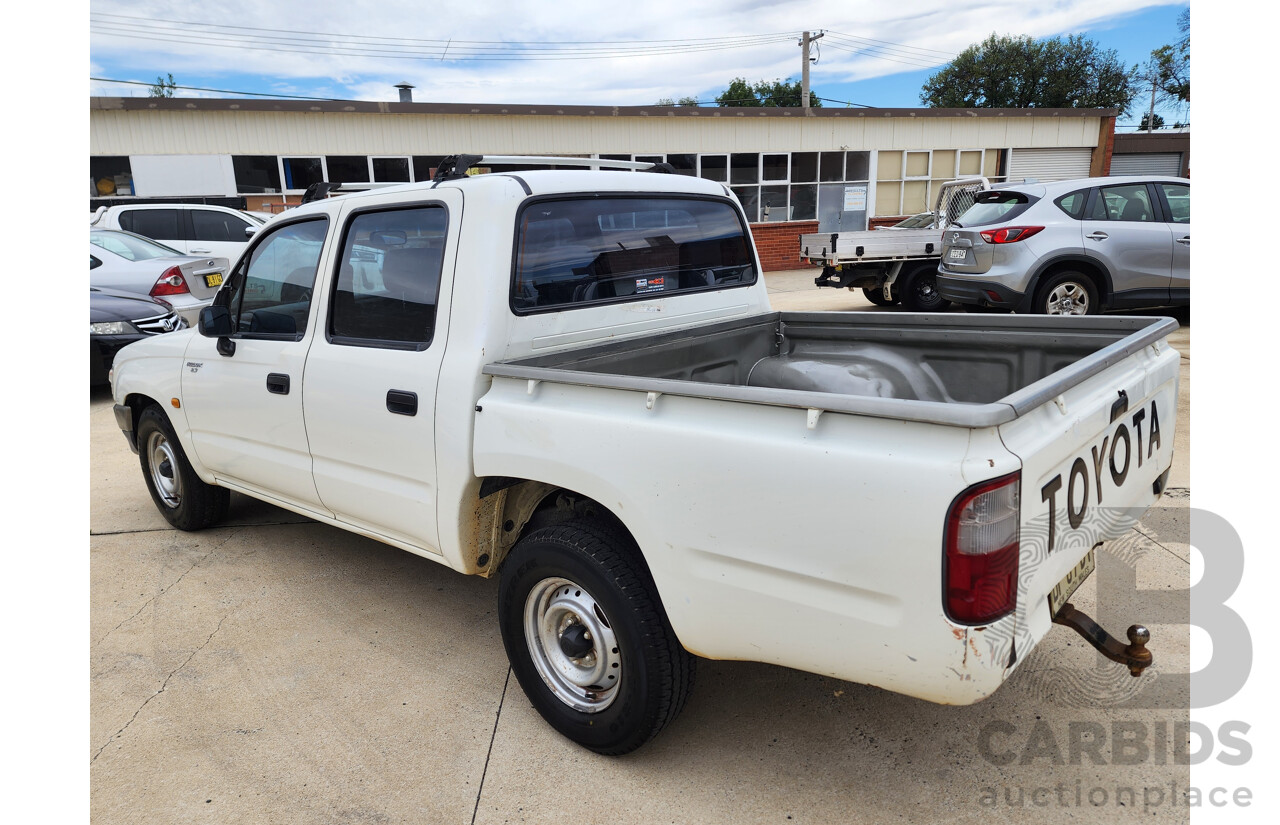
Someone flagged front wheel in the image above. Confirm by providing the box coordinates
[137,405,229,530]
[1034,272,1099,315]
[498,519,695,755]
[900,267,952,312]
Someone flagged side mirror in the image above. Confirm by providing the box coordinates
[198,305,234,337]
[245,225,258,238]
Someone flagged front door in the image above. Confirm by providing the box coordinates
[302,194,460,551]
[182,216,331,512]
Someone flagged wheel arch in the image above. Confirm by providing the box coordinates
[1023,255,1113,311]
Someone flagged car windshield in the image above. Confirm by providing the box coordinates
[894,213,935,229]
[956,192,1034,227]
[90,230,182,261]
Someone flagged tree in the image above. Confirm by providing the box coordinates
[1139,112,1165,130]
[148,73,176,98]
[715,77,820,107]
[1145,10,1190,103]
[654,95,703,107]
[920,33,1135,113]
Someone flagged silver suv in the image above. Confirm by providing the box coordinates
[936,176,1190,315]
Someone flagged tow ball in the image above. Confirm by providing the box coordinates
[1052,603,1153,677]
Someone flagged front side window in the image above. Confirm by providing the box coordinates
[1157,183,1190,224]
[331,206,448,346]
[512,197,756,312]
[191,209,251,242]
[228,219,328,337]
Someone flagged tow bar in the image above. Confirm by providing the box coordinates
[1052,603,1153,677]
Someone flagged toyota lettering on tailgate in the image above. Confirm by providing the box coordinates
[1039,399,1163,553]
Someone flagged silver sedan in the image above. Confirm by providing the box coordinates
[90,229,230,325]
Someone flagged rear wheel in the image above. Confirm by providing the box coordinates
[1034,271,1099,316]
[137,405,229,530]
[498,518,695,754]
[861,286,899,307]
[900,266,951,312]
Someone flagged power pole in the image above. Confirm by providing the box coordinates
[1147,78,1157,133]
[801,30,824,113]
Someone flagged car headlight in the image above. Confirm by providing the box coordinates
[89,321,137,335]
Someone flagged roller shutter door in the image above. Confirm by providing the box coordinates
[1110,153,1183,176]
[1007,148,1093,182]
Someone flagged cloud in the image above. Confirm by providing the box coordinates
[89,0,1184,104]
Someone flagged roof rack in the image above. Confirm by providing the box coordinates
[300,180,409,204]
[432,154,675,182]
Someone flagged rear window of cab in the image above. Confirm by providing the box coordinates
[511,196,757,313]
[955,191,1037,227]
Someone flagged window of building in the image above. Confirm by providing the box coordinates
[281,157,323,191]
[91,156,133,197]
[331,206,448,346]
[791,153,818,183]
[819,152,845,182]
[233,156,282,194]
[730,153,759,184]
[667,154,697,176]
[699,154,728,182]
[875,149,1002,217]
[412,156,447,181]
[326,155,370,183]
[372,157,411,183]
[762,154,789,182]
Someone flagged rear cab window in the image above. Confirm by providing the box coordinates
[954,191,1037,227]
[511,196,756,313]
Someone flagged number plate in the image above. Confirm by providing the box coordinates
[1049,549,1096,616]
[947,248,968,261]
[204,272,224,288]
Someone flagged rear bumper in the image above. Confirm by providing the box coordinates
[937,275,1027,311]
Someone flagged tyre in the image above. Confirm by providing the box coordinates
[498,518,695,754]
[1034,271,1099,316]
[137,405,230,531]
[900,266,952,312]
[861,286,899,307]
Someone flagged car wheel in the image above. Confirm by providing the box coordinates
[1035,272,1099,316]
[137,405,229,531]
[900,266,952,312]
[498,518,695,755]
[861,286,899,307]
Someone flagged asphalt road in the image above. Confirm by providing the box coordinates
[91,272,1193,823]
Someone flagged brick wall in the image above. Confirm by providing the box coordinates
[747,220,820,271]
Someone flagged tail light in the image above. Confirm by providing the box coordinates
[149,266,189,298]
[944,472,1020,624]
[979,226,1044,244]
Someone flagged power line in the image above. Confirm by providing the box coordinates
[826,30,956,58]
[820,41,943,70]
[90,77,342,100]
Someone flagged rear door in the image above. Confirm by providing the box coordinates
[1080,182,1174,302]
[117,207,189,253]
[301,191,461,552]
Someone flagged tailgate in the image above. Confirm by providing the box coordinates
[997,336,1180,647]
[176,256,230,301]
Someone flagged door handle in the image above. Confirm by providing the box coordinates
[1087,231,1109,241]
[190,247,213,254]
[387,390,418,416]
[1176,236,1190,246]
[266,373,290,395]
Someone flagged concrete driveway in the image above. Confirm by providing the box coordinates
[91,271,1192,823]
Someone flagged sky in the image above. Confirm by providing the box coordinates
[88,0,1191,128]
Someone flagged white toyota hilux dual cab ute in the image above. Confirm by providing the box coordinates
[110,155,1178,754]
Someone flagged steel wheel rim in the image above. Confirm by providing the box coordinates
[146,430,182,508]
[1046,282,1090,315]
[524,576,622,713]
